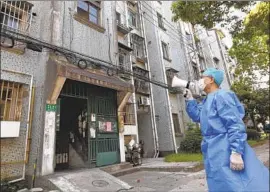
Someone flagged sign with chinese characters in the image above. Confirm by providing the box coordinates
[46,104,57,112]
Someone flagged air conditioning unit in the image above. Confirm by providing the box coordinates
[139,96,150,106]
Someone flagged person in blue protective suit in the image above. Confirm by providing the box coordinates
[184,68,269,192]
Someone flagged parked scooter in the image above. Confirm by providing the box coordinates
[125,138,143,166]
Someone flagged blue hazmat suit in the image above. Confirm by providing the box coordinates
[186,89,269,192]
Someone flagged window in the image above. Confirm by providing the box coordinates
[119,51,126,69]
[116,12,121,24]
[192,63,199,80]
[128,10,137,28]
[185,31,192,42]
[0,80,24,121]
[132,43,144,59]
[77,1,100,25]
[0,1,33,33]
[213,57,220,66]
[161,42,170,60]
[157,12,165,29]
[172,113,181,135]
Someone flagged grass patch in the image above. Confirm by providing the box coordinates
[165,153,203,163]
[248,139,268,147]
[165,139,269,163]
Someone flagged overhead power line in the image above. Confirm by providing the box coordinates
[1,28,175,90]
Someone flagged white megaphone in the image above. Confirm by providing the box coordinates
[171,76,201,97]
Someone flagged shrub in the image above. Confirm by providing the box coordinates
[246,129,260,140]
[180,127,202,153]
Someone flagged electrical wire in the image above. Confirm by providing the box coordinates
[1,28,172,90]
[142,1,205,43]
[140,1,220,54]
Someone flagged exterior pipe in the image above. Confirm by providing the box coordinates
[138,1,159,158]
[2,69,33,184]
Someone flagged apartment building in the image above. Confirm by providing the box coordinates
[0,0,235,183]
[195,27,235,89]
[0,0,137,181]
[115,1,158,158]
[141,1,199,155]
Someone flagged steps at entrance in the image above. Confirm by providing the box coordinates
[100,162,140,177]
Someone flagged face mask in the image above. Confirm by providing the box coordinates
[198,78,206,91]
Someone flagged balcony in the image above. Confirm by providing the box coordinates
[117,20,131,35]
[134,79,150,95]
[123,112,136,125]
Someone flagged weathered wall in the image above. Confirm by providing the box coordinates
[1,1,53,180]
[137,113,155,157]
[142,1,175,155]
[59,1,116,65]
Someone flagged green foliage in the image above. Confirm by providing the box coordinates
[180,128,202,153]
[229,2,269,78]
[171,1,253,30]
[232,79,270,127]
[246,129,260,140]
[165,153,203,162]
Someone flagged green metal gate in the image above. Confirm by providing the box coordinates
[60,79,120,168]
[88,89,120,167]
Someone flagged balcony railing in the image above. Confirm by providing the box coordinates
[134,79,150,95]
[120,112,136,125]
[117,20,130,35]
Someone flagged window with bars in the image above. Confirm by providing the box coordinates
[172,113,181,135]
[0,80,24,121]
[119,51,126,69]
[77,1,101,25]
[0,1,33,33]
[123,104,136,125]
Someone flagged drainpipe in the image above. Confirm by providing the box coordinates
[118,92,132,162]
[2,69,33,184]
[138,1,159,158]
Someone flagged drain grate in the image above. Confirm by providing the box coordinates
[92,180,109,187]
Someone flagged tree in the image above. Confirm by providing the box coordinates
[171,1,253,31]
[229,2,269,78]
[232,78,270,129]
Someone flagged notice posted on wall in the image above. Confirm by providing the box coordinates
[98,121,113,132]
[106,122,112,132]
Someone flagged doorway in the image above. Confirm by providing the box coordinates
[54,79,120,170]
[55,96,88,170]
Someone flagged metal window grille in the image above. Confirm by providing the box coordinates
[121,104,136,125]
[0,80,24,121]
[0,1,33,34]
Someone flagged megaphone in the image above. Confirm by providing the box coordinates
[171,76,201,97]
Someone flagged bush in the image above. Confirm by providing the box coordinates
[180,127,202,153]
[246,129,260,140]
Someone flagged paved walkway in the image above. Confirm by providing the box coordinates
[119,142,269,192]
[47,169,132,192]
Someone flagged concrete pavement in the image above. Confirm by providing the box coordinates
[119,142,269,192]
